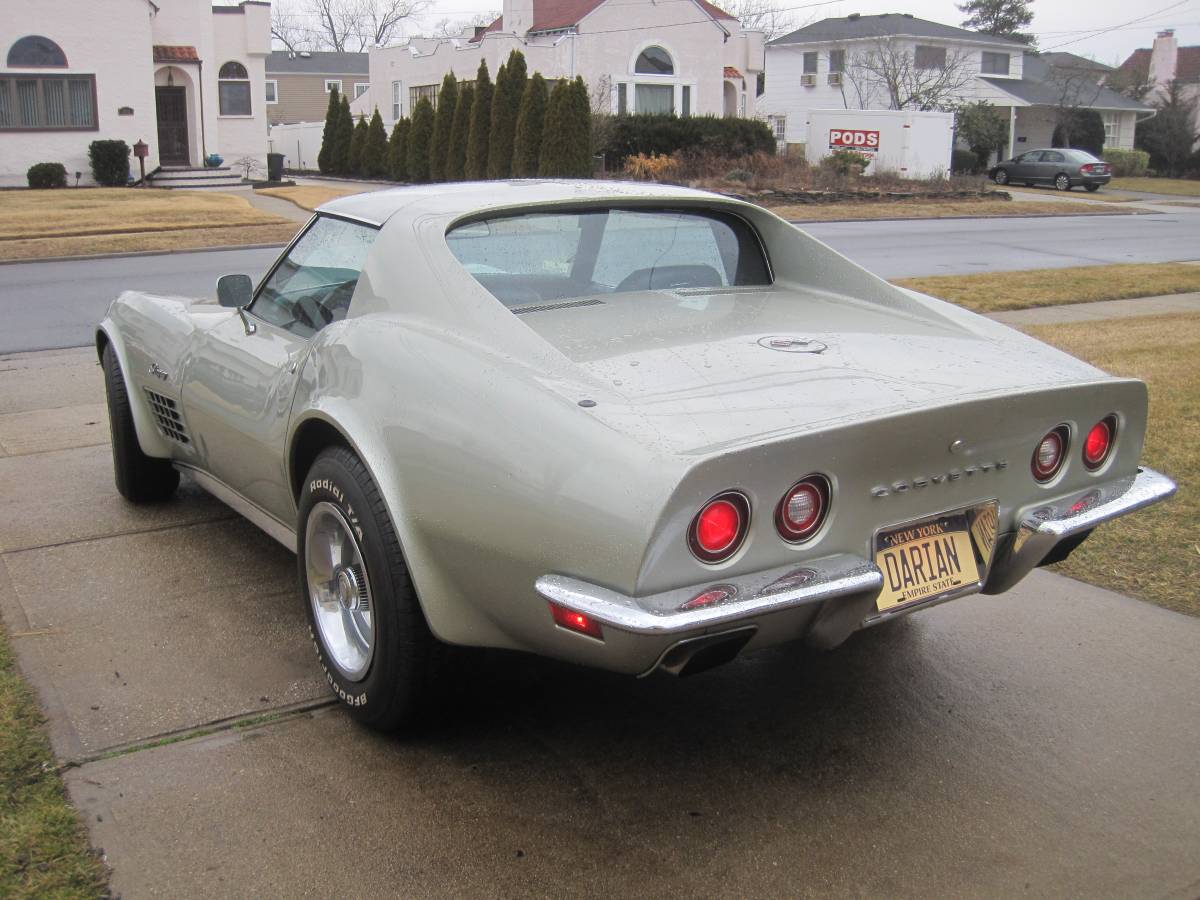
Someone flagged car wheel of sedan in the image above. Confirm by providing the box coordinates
[1085,184,1101,192]
[1055,174,1072,191]
[101,343,180,503]
[298,446,440,731]
[993,168,1009,185]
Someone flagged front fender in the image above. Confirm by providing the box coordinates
[97,316,175,459]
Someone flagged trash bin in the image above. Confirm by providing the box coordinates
[267,152,284,182]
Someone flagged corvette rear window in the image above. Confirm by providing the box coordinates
[445,208,771,309]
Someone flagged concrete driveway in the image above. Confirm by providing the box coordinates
[1,347,1198,898]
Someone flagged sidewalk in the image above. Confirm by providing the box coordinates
[987,291,1200,325]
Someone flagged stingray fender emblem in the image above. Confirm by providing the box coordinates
[148,362,169,381]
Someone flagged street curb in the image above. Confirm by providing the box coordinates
[0,241,290,267]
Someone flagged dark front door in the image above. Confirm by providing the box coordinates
[155,86,189,166]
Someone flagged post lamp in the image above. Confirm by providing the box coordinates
[133,139,149,187]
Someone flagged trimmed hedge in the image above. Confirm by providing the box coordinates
[951,148,981,175]
[599,114,775,166]
[88,140,130,186]
[27,162,67,188]
[1101,148,1150,177]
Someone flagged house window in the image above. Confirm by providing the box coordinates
[265,79,277,104]
[634,46,673,76]
[354,82,369,99]
[635,83,673,114]
[1103,112,1121,144]
[408,83,438,111]
[617,82,627,114]
[218,61,251,115]
[391,80,401,119]
[915,45,946,70]
[682,84,691,116]
[325,79,342,94]
[981,51,1010,75]
[7,36,68,68]
[0,74,96,130]
[803,51,818,74]
[829,49,845,73]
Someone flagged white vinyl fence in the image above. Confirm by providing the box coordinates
[268,122,326,172]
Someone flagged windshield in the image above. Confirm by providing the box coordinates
[445,208,771,309]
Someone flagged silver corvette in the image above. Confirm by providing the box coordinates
[97,181,1175,729]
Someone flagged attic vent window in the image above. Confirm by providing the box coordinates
[635,46,674,76]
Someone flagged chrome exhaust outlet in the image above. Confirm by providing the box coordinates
[641,626,757,678]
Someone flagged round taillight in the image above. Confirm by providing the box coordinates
[1084,415,1116,469]
[688,492,749,563]
[1032,426,1068,482]
[776,475,830,543]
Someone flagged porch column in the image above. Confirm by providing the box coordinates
[1007,106,1017,160]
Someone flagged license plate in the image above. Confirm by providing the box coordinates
[874,513,981,612]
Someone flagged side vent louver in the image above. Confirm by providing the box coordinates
[144,389,190,444]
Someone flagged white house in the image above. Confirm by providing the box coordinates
[0,0,272,187]
[354,0,765,127]
[760,13,1151,159]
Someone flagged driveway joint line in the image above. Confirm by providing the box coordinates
[1,513,241,556]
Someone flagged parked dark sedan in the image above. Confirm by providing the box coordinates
[990,149,1112,191]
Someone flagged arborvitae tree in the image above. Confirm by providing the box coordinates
[569,77,593,177]
[317,86,340,174]
[465,59,493,179]
[388,117,409,181]
[958,0,1035,45]
[488,50,527,178]
[362,108,389,178]
[348,113,369,175]
[513,72,547,177]
[407,97,434,182]
[446,83,473,181]
[332,94,353,175]
[429,73,459,182]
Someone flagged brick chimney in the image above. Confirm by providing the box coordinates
[503,0,534,36]
[1149,28,1178,85]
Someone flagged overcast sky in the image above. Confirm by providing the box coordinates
[408,0,1200,66]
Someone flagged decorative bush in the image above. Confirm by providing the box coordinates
[317,86,340,174]
[429,72,459,182]
[488,49,527,179]
[512,74,546,178]
[407,97,434,182]
[623,152,679,181]
[1101,148,1150,177]
[538,77,592,178]
[348,114,368,175]
[361,109,390,178]
[388,118,409,181]
[27,162,67,188]
[465,60,493,180]
[88,140,130,186]
[332,94,353,175]
[951,148,981,175]
[600,115,775,168]
[446,84,473,181]
[1052,109,1105,156]
[820,149,873,176]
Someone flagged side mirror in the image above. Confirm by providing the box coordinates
[217,273,253,308]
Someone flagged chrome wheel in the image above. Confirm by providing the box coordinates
[994,168,1008,185]
[1055,174,1071,191]
[305,501,374,681]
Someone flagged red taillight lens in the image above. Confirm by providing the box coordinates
[549,603,604,640]
[1032,426,1068,481]
[775,475,830,543]
[688,492,749,563]
[1084,415,1116,469]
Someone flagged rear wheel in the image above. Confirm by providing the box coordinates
[298,446,440,731]
[1085,183,1101,193]
[1055,173,1072,191]
[993,168,1009,185]
[101,343,179,503]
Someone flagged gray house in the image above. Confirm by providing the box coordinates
[265,50,369,125]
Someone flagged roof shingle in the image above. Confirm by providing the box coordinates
[153,45,199,63]
[769,13,1026,47]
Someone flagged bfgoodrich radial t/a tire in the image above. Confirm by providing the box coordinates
[298,447,440,731]
[101,343,179,503]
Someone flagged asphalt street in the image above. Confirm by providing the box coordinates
[0,349,1197,898]
[2,210,1199,353]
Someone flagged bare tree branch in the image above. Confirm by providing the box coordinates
[723,0,799,41]
[271,0,313,52]
[844,39,975,111]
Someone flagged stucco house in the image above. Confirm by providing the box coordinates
[354,0,764,127]
[1116,29,1200,148]
[0,0,271,187]
[760,13,1151,160]
[266,50,369,125]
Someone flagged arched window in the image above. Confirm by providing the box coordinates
[218,61,251,115]
[7,36,68,68]
[634,46,673,76]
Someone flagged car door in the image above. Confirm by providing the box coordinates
[1034,150,1062,183]
[180,214,378,525]
[1011,151,1039,181]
